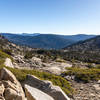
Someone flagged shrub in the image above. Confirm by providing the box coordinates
[87,63,93,68]
[63,67,100,83]
[96,64,100,69]
[3,49,12,55]
[24,52,33,59]
[4,67,74,97]
[0,50,11,59]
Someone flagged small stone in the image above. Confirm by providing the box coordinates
[90,93,95,97]
[93,84,100,91]
[98,80,100,84]
[80,86,84,90]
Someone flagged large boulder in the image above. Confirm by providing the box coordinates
[31,57,43,68]
[0,68,26,100]
[25,84,54,100]
[24,75,70,100]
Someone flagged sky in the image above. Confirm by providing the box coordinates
[0,0,100,35]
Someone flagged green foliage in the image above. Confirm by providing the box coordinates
[24,51,33,59]
[87,63,93,68]
[0,50,11,59]
[96,64,100,69]
[24,49,100,64]
[3,49,12,55]
[4,67,74,97]
[63,67,100,83]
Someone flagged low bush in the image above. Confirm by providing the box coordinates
[6,67,74,97]
[24,51,33,59]
[3,49,12,55]
[0,50,11,59]
[63,67,100,83]
[96,64,100,69]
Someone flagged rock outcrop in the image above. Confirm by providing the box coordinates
[24,75,70,100]
[0,68,26,100]
[25,84,54,100]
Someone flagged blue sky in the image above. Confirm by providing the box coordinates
[0,0,100,35]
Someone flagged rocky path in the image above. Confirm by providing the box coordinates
[71,80,100,100]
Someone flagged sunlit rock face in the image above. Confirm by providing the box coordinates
[24,75,70,100]
[25,84,54,100]
[0,68,26,100]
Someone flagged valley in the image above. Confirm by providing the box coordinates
[0,34,100,100]
[0,0,100,99]
[1,33,96,49]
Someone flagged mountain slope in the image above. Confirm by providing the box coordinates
[65,35,100,51]
[0,35,31,56]
[63,36,100,63]
[0,35,12,50]
[1,33,96,49]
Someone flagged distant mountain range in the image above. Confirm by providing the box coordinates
[1,33,96,49]
[19,33,40,36]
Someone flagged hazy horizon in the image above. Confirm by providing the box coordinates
[0,0,100,35]
[0,32,98,35]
